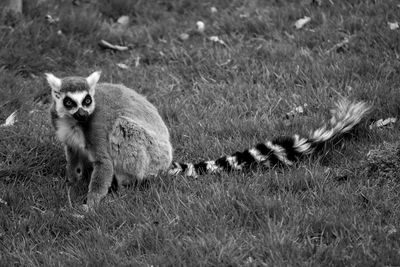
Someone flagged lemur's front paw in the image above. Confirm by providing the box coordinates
[86,192,103,209]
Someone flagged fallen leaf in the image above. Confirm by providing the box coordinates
[387,226,397,235]
[196,21,205,33]
[116,63,129,69]
[388,21,399,30]
[179,33,190,41]
[98,40,129,51]
[326,37,350,54]
[294,106,305,113]
[135,56,141,67]
[295,16,311,29]
[245,257,254,264]
[117,15,129,26]
[284,31,295,39]
[286,104,308,119]
[209,36,226,46]
[45,14,59,24]
[0,110,17,127]
[292,93,301,100]
[0,198,7,205]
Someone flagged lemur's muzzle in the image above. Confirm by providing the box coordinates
[73,108,89,121]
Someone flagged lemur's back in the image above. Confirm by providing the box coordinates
[94,83,170,141]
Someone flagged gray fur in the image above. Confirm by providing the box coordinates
[60,77,90,93]
[47,72,173,208]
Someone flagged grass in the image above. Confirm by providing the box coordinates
[1,0,400,265]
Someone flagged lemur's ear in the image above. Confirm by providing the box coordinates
[45,73,62,99]
[86,71,101,95]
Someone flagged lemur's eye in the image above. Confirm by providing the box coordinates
[83,95,92,106]
[63,97,76,109]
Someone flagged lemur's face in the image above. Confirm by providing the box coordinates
[60,91,94,121]
[46,71,101,122]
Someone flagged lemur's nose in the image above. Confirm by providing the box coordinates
[73,108,89,121]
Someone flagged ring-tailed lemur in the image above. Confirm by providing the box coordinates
[47,71,370,208]
[168,99,371,177]
[46,71,173,208]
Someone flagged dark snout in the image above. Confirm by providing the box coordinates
[73,108,89,121]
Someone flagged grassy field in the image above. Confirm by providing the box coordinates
[1,0,400,265]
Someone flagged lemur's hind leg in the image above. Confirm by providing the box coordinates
[109,117,171,187]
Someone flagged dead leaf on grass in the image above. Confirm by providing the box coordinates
[283,104,308,126]
[286,104,308,119]
[245,257,254,264]
[0,110,17,127]
[388,21,399,30]
[196,21,205,33]
[0,198,8,205]
[179,33,190,41]
[295,16,311,29]
[345,85,353,92]
[209,36,226,46]
[45,14,59,24]
[135,56,141,67]
[117,15,129,26]
[326,37,350,54]
[116,63,129,69]
[98,40,129,51]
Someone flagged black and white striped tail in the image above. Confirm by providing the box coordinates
[168,99,371,178]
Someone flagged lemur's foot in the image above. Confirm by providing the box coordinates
[86,192,103,210]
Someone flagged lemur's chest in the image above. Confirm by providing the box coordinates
[56,119,86,150]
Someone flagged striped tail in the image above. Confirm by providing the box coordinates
[168,99,371,178]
